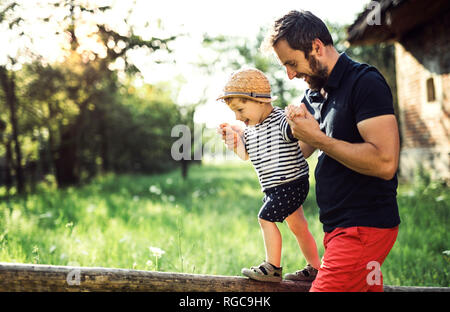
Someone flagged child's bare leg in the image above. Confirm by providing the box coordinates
[285,206,321,269]
[258,218,282,268]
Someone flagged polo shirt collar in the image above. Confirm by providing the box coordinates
[324,53,350,93]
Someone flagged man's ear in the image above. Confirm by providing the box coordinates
[311,39,324,57]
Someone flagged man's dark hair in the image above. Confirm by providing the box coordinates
[268,10,333,58]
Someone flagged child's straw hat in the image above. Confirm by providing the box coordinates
[217,68,277,103]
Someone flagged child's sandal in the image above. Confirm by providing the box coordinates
[284,264,318,282]
[241,261,282,282]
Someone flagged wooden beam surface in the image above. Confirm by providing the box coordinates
[0,263,448,292]
[0,263,310,292]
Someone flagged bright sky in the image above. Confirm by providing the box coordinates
[2,0,369,127]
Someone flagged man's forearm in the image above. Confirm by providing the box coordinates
[290,112,399,180]
[311,133,397,180]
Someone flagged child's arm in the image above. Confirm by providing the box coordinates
[218,123,249,161]
[285,105,316,158]
[298,141,316,159]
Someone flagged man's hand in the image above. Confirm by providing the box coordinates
[285,104,318,159]
[285,104,306,120]
[287,103,324,147]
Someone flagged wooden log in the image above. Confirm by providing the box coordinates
[0,263,310,292]
[0,263,448,292]
[383,285,450,293]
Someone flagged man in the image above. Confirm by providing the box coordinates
[266,10,401,291]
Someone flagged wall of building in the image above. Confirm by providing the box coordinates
[395,9,449,181]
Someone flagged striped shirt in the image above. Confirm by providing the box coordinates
[244,106,309,191]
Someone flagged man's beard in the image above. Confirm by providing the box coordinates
[303,55,329,91]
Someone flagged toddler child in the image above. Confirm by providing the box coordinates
[217,68,320,282]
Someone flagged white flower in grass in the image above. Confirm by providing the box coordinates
[149,185,162,195]
[149,246,165,257]
[192,190,201,198]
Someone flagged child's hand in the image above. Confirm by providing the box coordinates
[218,123,238,150]
[217,123,247,160]
[285,104,306,121]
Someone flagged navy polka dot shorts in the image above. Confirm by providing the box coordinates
[258,176,309,223]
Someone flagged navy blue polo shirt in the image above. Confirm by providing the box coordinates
[303,53,401,233]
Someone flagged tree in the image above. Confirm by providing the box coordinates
[0,0,181,191]
[0,1,25,194]
[28,0,176,187]
[0,65,25,193]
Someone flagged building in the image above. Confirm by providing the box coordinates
[347,0,450,182]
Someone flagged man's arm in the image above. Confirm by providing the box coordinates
[290,105,400,180]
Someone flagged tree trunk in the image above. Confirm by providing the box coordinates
[53,99,91,188]
[54,124,79,188]
[0,67,25,194]
[99,113,110,172]
[4,140,13,196]
[181,159,189,179]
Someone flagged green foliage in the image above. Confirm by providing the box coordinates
[0,0,181,189]
[107,81,182,173]
[387,175,449,286]
[0,162,448,287]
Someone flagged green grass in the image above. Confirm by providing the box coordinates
[0,161,448,287]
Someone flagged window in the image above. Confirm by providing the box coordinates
[426,77,436,102]
[421,73,442,118]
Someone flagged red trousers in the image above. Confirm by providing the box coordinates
[310,226,399,292]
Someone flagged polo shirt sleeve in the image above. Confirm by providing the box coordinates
[352,69,395,124]
[302,92,321,122]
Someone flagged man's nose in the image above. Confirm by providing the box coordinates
[235,112,241,120]
[286,67,297,80]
